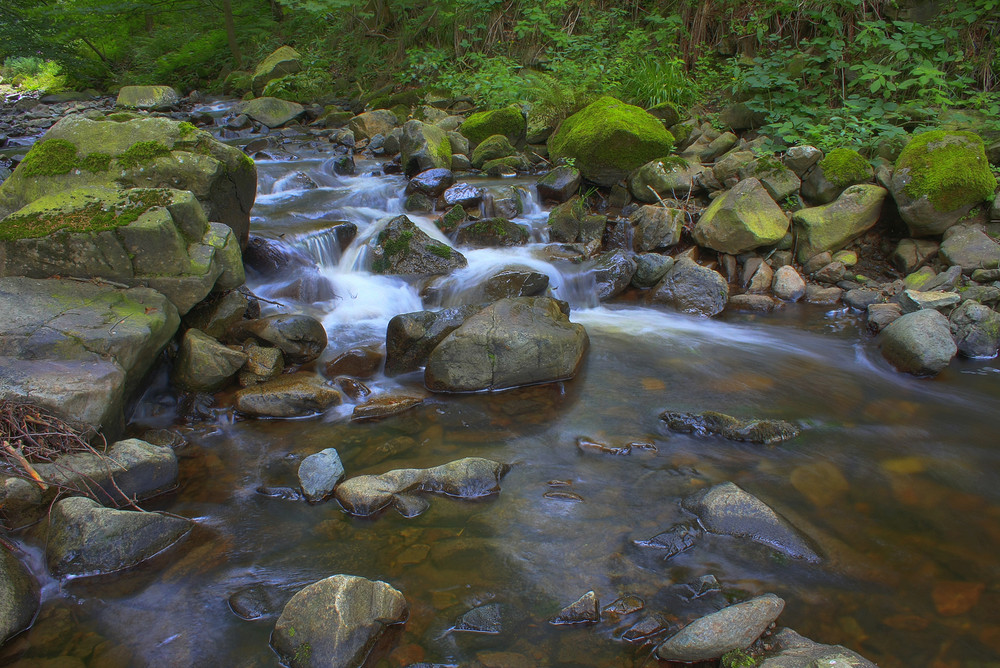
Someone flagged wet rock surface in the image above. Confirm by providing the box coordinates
[425,297,588,392]
[334,457,508,517]
[234,372,342,417]
[682,482,821,562]
[271,574,408,668]
[0,545,39,645]
[661,410,799,444]
[46,496,192,577]
[298,448,345,502]
[655,594,784,662]
[758,628,877,667]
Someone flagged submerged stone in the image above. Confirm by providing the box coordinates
[660,410,799,445]
[549,590,599,625]
[334,457,508,517]
[682,482,821,562]
[452,603,504,634]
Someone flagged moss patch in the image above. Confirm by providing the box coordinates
[379,228,413,257]
[104,112,140,123]
[427,243,453,259]
[819,148,871,187]
[117,141,173,169]
[896,129,997,212]
[0,188,173,240]
[18,139,114,177]
[178,122,198,138]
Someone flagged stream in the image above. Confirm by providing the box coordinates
[4,107,1000,668]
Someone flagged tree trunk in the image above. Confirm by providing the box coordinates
[222,0,242,68]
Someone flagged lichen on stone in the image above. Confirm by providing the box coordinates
[818,147,870,188]
[896,129,997,212]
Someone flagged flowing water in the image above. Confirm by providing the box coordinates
[4,126,1000,668]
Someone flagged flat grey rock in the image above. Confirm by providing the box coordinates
[655,594,785,662]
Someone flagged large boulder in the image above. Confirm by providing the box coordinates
[890,130,997,236]
[251,46,302,96]
[879,309,957,376]
[335,457,508,517]
[236,97,305,128]
[939,225,1000,272]
[801,148,872,204]
[173,328,247,391]
[1,438,179,529]
[470,134,517,169]
[0,187,244,314]
[0,278,179,433]
[369,215,466,276]
[425,297,589,392]
[792,185,888,262]
[115,85,179,111]
[683,482,821,562]
[0,114,257,247]
[234,372,342,418]
[228,314,328,364]
[950,300,1000,358]
[47,496,191,577]
[271,574,408,668]
[547,195,606,244]
[692,178,789,254]
[548,96,674,187]
[385,305,480,376]
[536,166,581,203]
[650,258,729,317]
[348,110,399,141]
[0,545,39,646]
[631,205,685,252]
[459,105,525,146]
[400,120,451,177]
[455,218,529,248]
[655,594,785,662]
[628,157,702,202]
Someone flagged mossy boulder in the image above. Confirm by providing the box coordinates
[692,178,789,254]
[369,215,467,275]
[0,114,257,247]
[629,156,702,202]
[115,85,180,111]
[792,185,888,262]
[549,96,675,187]
[236,97,304,128]
[802,148,873,204]
[890,130,998,236]
[251,45,302,97]
[400,120,452,177]
[647,101,682,127]
[471,134,517,169]
[0,187,243,314]
[460,105,526,147]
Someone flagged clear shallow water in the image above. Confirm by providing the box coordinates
[4,138,1000,668]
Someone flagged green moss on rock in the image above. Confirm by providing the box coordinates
[896,129,997,212]
[117,141,173,169]
[548,96,675,187]
[461,105,525,146]
[819,148,871,188]
[0,188,173,240]
[19,139,113,177]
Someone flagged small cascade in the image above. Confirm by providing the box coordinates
[294,228,344,267]
[479,190,496,218]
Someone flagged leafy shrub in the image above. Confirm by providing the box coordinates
[1,57,68,92]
